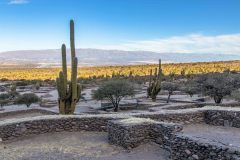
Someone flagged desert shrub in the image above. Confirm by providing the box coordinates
[8,84,19,99]
[10,84,16,92]
[132,76,146,85]
[231,89,240,102]
[35,82,41,90]
[162,82,179,103]
[181,81,200,97]
[8,91,19,99]
[15,93,40,107]
[0,93,10,99]
[168,72,176,81]
[93,80,135,112]
[0,93,11,107]
[16,81,29,86]
[0,86,6,92]
[0,99,10,108]
[183,85,199,97]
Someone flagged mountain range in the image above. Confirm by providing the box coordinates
[0,49,240,68]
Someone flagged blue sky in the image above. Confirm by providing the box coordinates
[0,0,240,54]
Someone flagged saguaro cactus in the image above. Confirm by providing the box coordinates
[56,20,81,114]
[147,59,162,101]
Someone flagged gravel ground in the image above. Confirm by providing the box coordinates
[0,131,170,160]
[0,112,47,121]
[182,124,240,149]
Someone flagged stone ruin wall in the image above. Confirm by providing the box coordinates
[205,110,240,128]
[0,107,240,159]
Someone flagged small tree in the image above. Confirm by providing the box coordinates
[35,82,41,90]
[162,82,179,103]
[16,81,29,87]
[7,83,19,99]
[16,93,40,107]
[195,73,239,104]
[10,84,16,92]
[93,80,135,112]
[183,86,199,97]
[182,81,200,97]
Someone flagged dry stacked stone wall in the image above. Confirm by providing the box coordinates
[205,110,240,128]
[0,114,129,141]
[171,108,240,159]
[107,118,182,149]
[0,106,240,159]
[135,111,205,124]
[171,135,240,160]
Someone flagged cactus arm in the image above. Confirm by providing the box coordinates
[154,68,157,80]
[56,78,61,97]
[59,72,67,114]
[59,71,66,98]
[71,57,78,100]
[66,82,72,99]
[158,59,162,78]
[70,20,76,61]
[56,74,66,114]
[69,19,77,114]
[70,56,78,113]
[56,72,65,99]
[149,69,152,87]
[159,59,161,70]
[61,44,67,92]
[59,99,66,114]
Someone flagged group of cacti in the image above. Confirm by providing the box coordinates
[147,59,162,101]
[56,20,163,113]
[56,20,81,114]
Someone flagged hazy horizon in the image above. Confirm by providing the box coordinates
[0,48,239,67]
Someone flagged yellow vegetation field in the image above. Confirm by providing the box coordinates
[0,60,239,80]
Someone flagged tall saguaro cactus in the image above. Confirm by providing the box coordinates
[147,59,162,101]
[56,20,81,114]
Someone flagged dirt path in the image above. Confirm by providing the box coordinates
[0,131,170,160]
[182,124,240,149]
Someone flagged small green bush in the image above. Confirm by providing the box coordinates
[231,89,240,102]
[0,93,10,100]
[16,81,29,86]
[0,93,11,107]
[162,82,179,103]
[15,93,40,107]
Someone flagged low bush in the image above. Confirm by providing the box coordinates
[0,93,11,107]
[15,93,40,107]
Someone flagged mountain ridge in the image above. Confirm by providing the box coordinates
[0,49,239,67]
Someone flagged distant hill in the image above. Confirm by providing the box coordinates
[0,49,240,68]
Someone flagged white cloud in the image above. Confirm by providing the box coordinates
[92,33,240,55]
[8,0,29,5]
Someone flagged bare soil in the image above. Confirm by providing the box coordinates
[0,112,47,121]
[182,124,240,150]
[0,131,170,160]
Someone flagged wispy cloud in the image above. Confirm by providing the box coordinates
[8,0,29,5]
[93,34,240,55]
